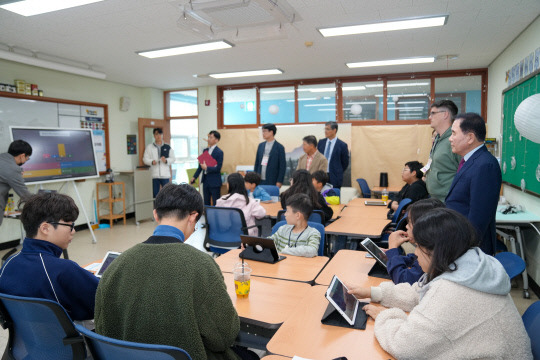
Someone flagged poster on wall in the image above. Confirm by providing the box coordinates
[93,129,106,172]
[127,134,137,155]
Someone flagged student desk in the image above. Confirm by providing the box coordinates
[222,273,311,329]
[314,250,387,286]
[496,210,540,299]
[338,204,389,219]
[346,198,387,207]
[324,217,390,238]
[266,285,394,360]
[215,249,329,283]
[261,202,344,220]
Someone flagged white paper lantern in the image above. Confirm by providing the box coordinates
[350,104,362,115]
[268,104,279,115]
[515,94,540,143]
[392,95,399,103]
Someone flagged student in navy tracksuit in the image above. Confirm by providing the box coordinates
[445,113,502,256]
[317,121,349,188]
[0,192,98,321]
[191,130,224,206]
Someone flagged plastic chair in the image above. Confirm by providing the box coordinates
[522,301,540,359]
[0,293,86,360]
[495,252,526,280]
[75,324,191,360]
[276,209,324,224]
[258,185,279,197]
[204,206,257,254]
[356,178,371,198]
[271,220,326,256]
[392,198,412,223]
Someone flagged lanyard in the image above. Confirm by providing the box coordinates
[288,226,308,248]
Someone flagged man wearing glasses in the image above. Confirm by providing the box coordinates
[0,192,99,321]
[0,140,32,227]
[423,100,461,202]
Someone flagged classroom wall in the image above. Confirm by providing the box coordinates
[0,59,164,242]
[488,15,540,283]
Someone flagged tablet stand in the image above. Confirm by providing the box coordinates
[240,246,285,264]
[321,301,368,330]
[367,261,391,280]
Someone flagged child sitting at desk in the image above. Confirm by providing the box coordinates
[386,198,444,285]
[347,208,532,360]
[244,171,272,202]
[311,170,339,205]
[216,172,266,237]
[269,193,321,257]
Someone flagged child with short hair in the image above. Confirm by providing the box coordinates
[270,193,321,257]
[311,170,338,204]
[244,172,272,202]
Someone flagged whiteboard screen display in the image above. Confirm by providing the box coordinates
[11,127,99,184]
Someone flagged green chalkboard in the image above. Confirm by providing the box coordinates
[502,70,540,196]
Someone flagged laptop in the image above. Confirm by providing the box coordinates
[94,251,121,278]
[239,235,286,264]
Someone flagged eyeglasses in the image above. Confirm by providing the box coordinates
[429,110,447,116]
[48,222,75,231]
[402,168,411,172]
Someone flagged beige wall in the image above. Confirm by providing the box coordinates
[487,15,540,282]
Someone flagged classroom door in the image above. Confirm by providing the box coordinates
[138,118,170,168]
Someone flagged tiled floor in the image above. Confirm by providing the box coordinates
[0,219,538,353]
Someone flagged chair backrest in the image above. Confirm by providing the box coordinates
[522,301,540,359]
[356,178,371,198]
[0,293,86,360]
[258,185,279,197]
[276,209,324,224]
[395,213,408,232]
[392,198,412,223]
[271,220,325,256]
[205,206,248,253]
[75,325,191,360]
[494,252,526,280]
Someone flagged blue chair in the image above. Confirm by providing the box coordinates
[258,185,279,197]
[277,209,324,224]
[356,178,371,198]
[204,206,257,255]
[0,293,86,360]
[75,325,191,360]
[522,301,540,359]
[271,220,326,256]
[392,198,412,223]
[495,252,526,280]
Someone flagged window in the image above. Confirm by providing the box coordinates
[298,83,336,123]
[386,79,430,120]
[169,90,198,117]
[223,88,257,125]
[342,81,383,121]
[434,75,482,114]
[260,86,295,124]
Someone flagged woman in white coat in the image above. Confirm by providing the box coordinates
[348,208,532,360]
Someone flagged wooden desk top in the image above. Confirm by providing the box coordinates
[372,186,402,193]
[222,273,311,329]
[346,198,387,207]
[324,217,390,237]
[215,249,329,283]
[338,204,388,219]
[261,202,344,220]
[315,250,391,286]
[266,285,393,360]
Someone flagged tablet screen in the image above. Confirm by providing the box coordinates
[326,276,359,325]
[95,252,120,277]
[361,238,388,267]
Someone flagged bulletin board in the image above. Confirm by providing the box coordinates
[501,69,540,196]
[0,92,109,173]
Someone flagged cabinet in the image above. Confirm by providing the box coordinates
[97,182,126,227]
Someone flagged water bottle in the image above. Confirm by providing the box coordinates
[6,194,15,212]
[381,188,389,203]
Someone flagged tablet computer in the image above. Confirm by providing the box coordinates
[95,251,121,278]
[360,238,388,268]
[240,235,286,263]
[325,275,360,326]
[364,201,386,206]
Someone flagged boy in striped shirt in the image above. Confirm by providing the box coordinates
[269,193,321,257]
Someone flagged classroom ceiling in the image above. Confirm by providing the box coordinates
[1,0,539,90]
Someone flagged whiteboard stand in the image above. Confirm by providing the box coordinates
[70,180,97,244]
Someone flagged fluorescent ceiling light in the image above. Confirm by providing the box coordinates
[0,0,104,16]
[398,101,428,104]
[365,82,429,88]
[209,68,282,79]
[317,109,336,112]
[346,101,376,105]
[375,93,427,97]
[309,87,336,93]
[347,57,435,68]
[138,40,233,59]
[0,49,106,79]
[287,98,317,102]
[304,104,336,107]
[343,86,366,91]
[318,15,448,37]
[261,89,294,94]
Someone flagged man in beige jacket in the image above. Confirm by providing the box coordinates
[297,135,327,174]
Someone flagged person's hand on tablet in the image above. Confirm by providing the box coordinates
[363,303,387,320]
[388,230,410,249]
[345,283,371,300]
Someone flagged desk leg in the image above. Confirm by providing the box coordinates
[514,226,530,299]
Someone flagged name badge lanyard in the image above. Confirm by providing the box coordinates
[288,226,308,248]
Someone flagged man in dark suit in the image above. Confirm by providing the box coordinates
[254,123,286,188]
[445,113,501,255]
[317,121,349,188]
[191,130,223,205]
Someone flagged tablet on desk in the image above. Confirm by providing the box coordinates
[325,275,360,326]
[240,235,286,264]
[360,238,388,268]
[95,251,121,278]
[364,201,386,206]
